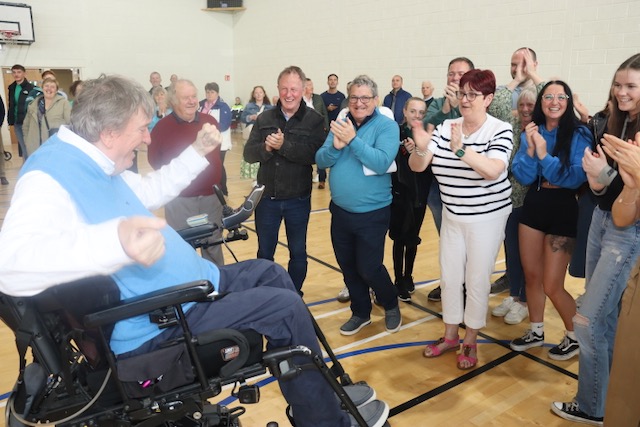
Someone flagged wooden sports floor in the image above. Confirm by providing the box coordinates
[0,132,588,426]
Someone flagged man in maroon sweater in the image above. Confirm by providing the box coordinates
[148,79,225,265]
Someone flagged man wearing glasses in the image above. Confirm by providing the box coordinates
[316,75,402,336]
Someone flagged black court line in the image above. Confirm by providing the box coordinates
[241,224,342,273]
[389,351,519,416]
[239,223,578,418]
[407,300,578,380]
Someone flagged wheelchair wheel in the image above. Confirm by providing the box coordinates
[4,150,11,161]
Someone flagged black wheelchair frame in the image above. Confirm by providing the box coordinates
[1,186,373,427]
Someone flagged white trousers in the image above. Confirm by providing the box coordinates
[440,211,509,329]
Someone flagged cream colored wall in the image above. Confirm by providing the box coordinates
[233,0,640,115]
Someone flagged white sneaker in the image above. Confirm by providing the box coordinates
[504,302,528,325]
[492,296,515,317]
[336,286,350,303]
[312,174,319,183]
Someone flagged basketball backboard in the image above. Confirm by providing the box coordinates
[0,2,35,45]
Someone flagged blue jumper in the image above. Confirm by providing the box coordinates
[21,137,220,354]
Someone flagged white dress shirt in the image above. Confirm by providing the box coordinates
[0,126,209,296]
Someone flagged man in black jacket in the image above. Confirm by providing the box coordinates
[243,65,326,295]
[7,64,34,160]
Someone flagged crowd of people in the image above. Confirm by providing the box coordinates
[1,49,639,426]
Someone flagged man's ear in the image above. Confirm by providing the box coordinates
[99,129,117,149]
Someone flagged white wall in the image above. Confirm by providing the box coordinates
[1,0,638,122]
[233,0,640,115]
[0,0,236,100]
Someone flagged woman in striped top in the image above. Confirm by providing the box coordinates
[409,69,513,369]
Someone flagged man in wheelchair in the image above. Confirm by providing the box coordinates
[0,75,388,427]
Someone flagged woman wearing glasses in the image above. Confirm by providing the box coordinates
[409,69,513,369]
[509,81,592,361]
[551,54,640,426]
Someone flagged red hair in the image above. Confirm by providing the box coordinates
[459,69,496,96]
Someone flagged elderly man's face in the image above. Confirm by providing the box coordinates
[173,82,199,121]
[348,84,377,125]
[278,72,304,117]
[150,73,162,87]
[304,80,314,97]
[108,109,151,174]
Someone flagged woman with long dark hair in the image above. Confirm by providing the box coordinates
[552,53,640,426]
[509,80,592,361]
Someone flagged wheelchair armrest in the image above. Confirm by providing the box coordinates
[83,280,214,328]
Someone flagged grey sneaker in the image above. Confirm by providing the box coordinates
[384,306,402,333]
[490,274,510,295]
[348,399,389,427]
[337,383,376,408]
[337,286,350,303]
[510,329,544,351]
[548,334,579,361]
[340,316,372,336]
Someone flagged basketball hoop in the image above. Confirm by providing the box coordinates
[0,30,20,46]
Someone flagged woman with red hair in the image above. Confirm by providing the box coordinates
[409,69,513,369]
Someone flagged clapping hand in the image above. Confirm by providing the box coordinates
[602,132,640,188]
[265,128,284,152]
[330,117,356,150]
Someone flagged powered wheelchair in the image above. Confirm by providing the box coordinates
[0,186,378,427]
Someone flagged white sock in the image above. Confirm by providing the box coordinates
[531,322,544,336]
[566,330,577,340]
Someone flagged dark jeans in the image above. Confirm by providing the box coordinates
[318,167,327,182]
[121,260,349,427]
[427,180,442,234]
[330,202,397,318]
[569,191,597,278]
[504,206,526,302]
[255,195,311,293]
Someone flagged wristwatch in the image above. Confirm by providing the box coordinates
[455,146,466,158]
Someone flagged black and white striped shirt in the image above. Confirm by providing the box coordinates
[427,115,513,222]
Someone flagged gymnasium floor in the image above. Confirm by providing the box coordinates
[0,132,587,426]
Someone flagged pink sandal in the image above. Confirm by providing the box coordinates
[456,344,478,370]
[423,336,460,358]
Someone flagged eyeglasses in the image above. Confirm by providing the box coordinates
[348,96,374,104]
[455,91,483,101]
[542,94,570,102]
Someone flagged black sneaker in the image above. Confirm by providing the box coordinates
[396,281,411,302]
[551,401,603,426]
[404,276,415,294]
[548,334,579,361]
[510,329,544,351]
[348,399,389,427]
[427,285,441,301]
[0,177,8,185]
[490,274,510,295]
[384,306,402,333]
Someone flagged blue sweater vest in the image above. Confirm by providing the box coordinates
[21,137,220,354]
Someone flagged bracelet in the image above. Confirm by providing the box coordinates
[414,147,428,157]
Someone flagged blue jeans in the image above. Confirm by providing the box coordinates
[330,202,397,318]
[14,124,27,159]
[427,180,442,234]
[505,206,526,301]
[575,207,640,418]
[255,195,311,293]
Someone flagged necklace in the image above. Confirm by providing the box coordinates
[462,117,487,139]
